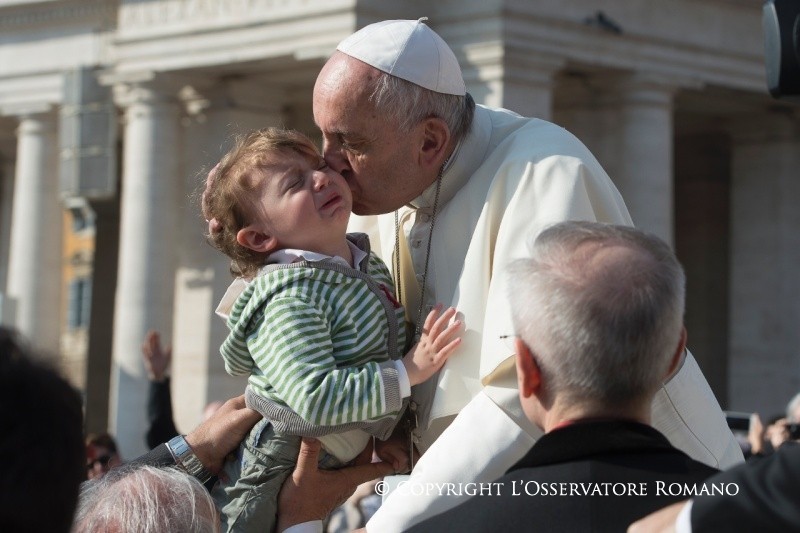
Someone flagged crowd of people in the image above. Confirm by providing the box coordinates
[1,17,798,533]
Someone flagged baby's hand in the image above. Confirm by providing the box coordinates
[374,436,411,474]
[402,305,462,386]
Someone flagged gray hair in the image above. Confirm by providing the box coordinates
[508,221,686,409]
[369,71,475,145]
[787,392,800,423]
[73,465,218,533]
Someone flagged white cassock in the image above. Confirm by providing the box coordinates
[349,104,743,532]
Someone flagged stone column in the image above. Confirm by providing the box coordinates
[466,43,563,121]
[612,76,678,244]
[0,131,16,297]
[556,73,679,244]
[109,81,182,457]
[170,83,286,430]
[674,131,731,403]
[5,111,62,354]
[728,112,800,416]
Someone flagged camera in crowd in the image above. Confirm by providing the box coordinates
[763,0,800,102]
[725,411,800,443]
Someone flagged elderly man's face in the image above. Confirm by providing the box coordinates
[313,53,431,215]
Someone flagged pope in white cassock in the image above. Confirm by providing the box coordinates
[307,18,744,532]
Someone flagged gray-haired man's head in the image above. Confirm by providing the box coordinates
[508,221,686,415]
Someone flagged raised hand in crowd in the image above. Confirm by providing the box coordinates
[142,330,171,382]
[748,413,794,456]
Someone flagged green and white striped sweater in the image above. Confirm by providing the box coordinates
[221,233,408,440]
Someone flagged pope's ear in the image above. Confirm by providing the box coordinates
[236,226,277,254]
[418,117,450,167]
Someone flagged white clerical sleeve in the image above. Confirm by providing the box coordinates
[675,501,694,533]
[366,391,535,532]
[651,350,744,469]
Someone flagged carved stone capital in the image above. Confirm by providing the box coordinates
[110,73,185,110]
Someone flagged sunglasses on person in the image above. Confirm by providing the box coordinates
[86,454,113,470]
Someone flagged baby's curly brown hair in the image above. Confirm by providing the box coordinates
[200,127,322,278]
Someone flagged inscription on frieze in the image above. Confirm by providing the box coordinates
[119,0,316,30]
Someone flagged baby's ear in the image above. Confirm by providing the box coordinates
[236,226,277,254]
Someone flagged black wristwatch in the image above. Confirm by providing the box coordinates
[166,435,213,483]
